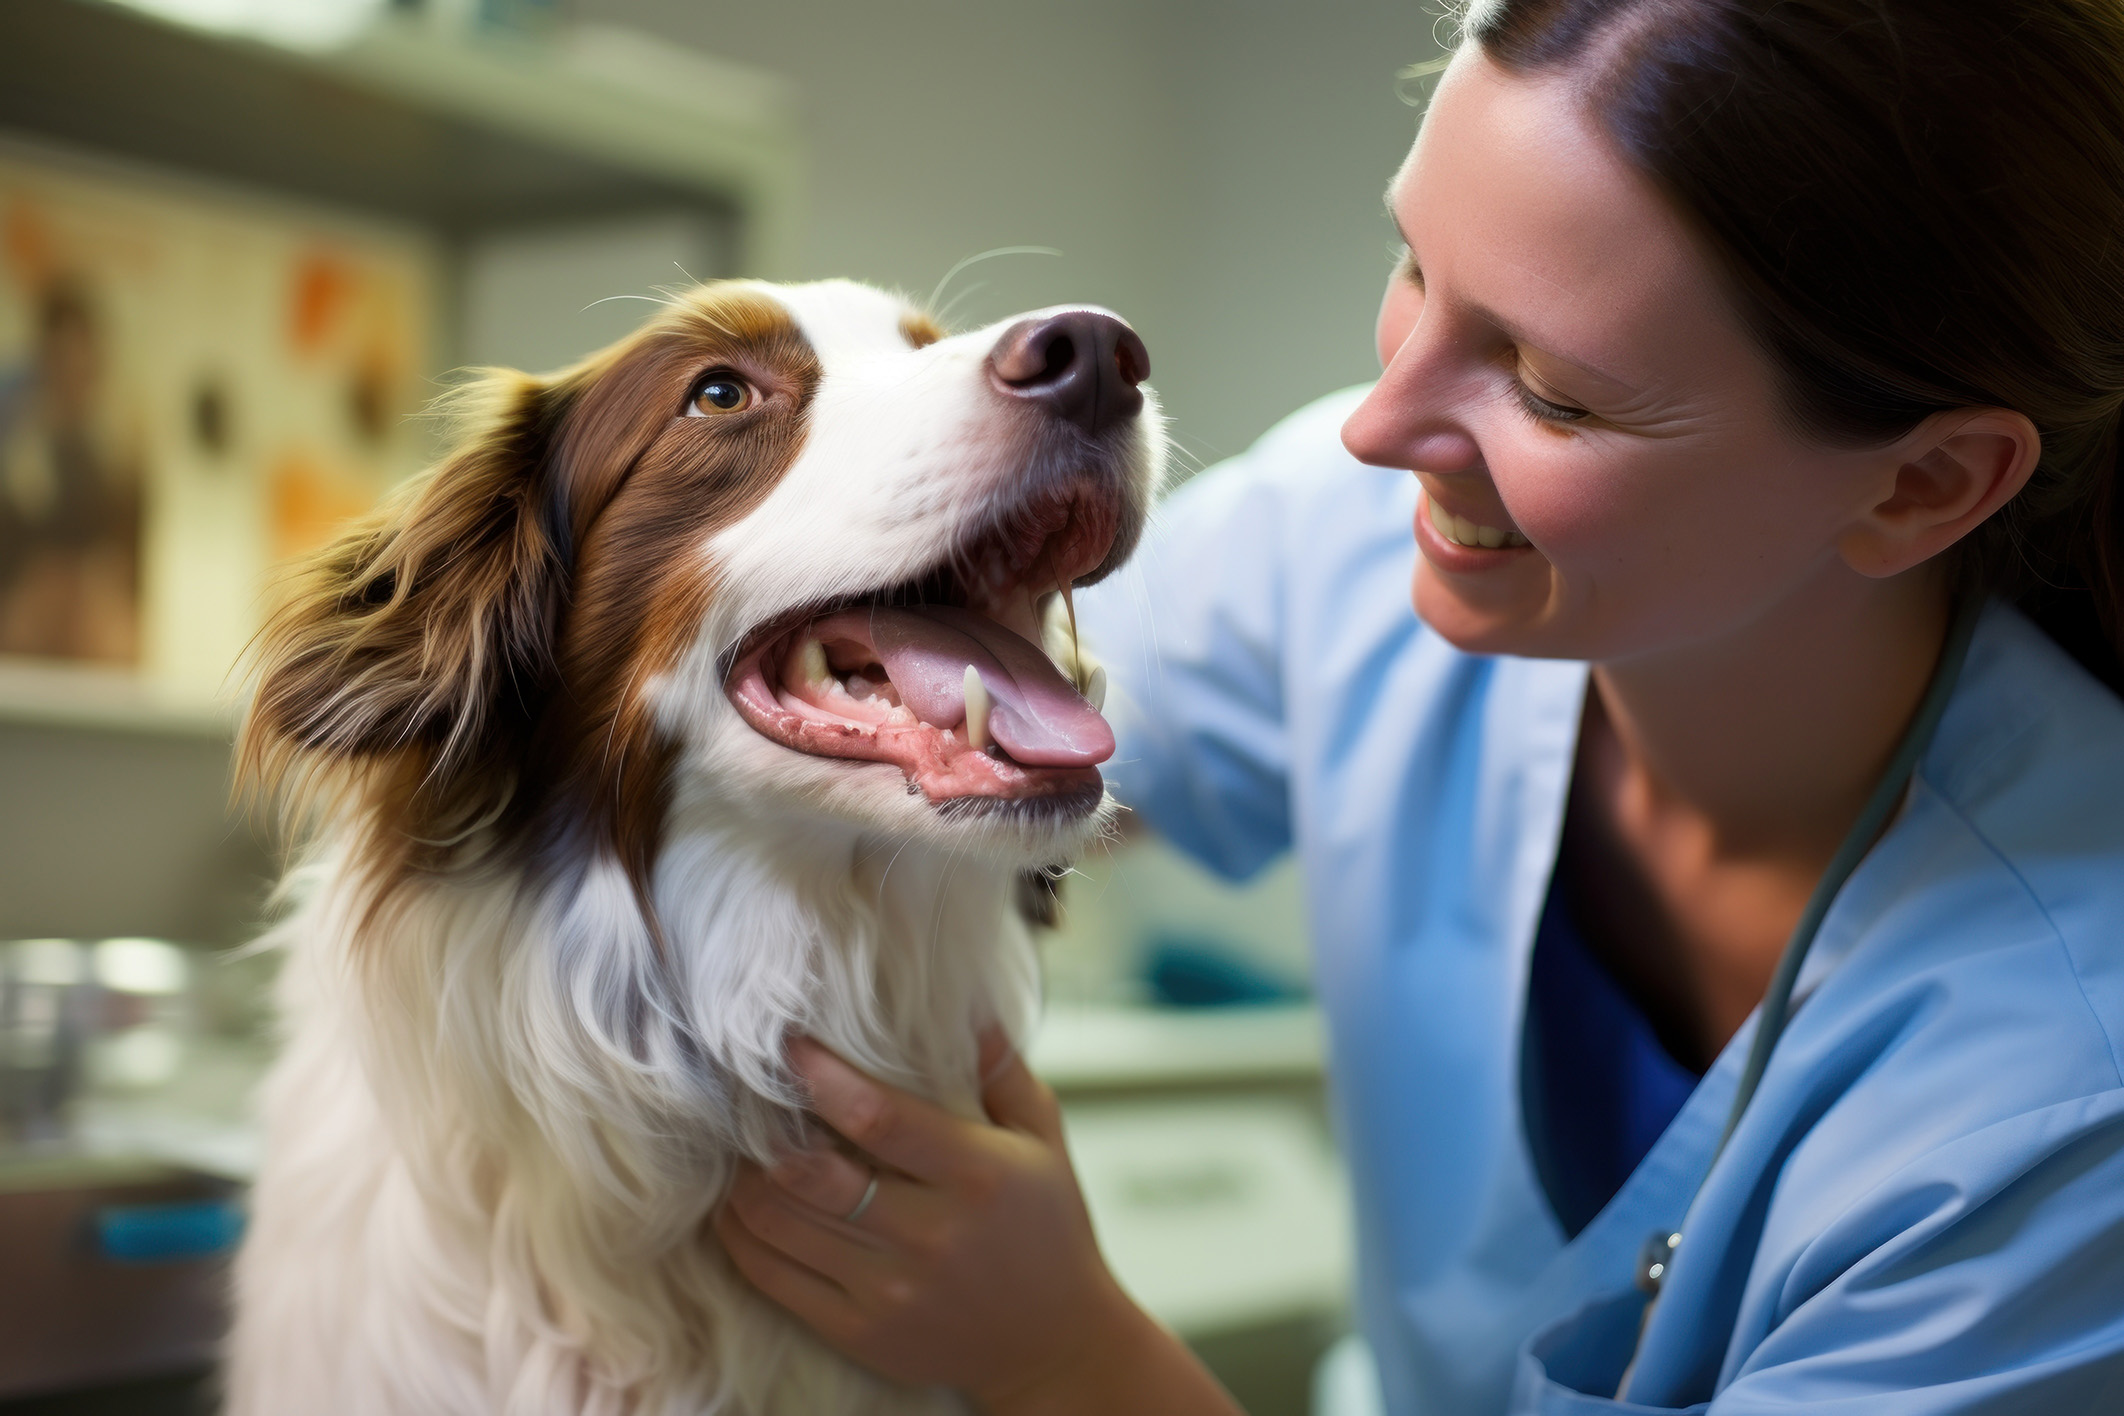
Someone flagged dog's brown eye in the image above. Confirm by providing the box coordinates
[687,375,755,417]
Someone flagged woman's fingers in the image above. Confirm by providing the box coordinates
[712,1204,864,1338]
[789,1038,969,1182]
[766,1143,877,1222]
[718,1038,1196,1406]
[726,1163,895,1277]
[981,1044,1065,1147]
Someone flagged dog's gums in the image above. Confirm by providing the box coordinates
[726,482,1119,804]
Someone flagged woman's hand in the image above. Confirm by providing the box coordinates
[714,1034,1243,1416]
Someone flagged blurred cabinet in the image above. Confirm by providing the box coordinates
[0,1161,239,1402]
[1033,1004,1351,1416]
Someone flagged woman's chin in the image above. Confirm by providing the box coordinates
[1412,560,1563,658]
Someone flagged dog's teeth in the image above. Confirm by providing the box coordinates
[795,637,832,689]
[1083,665,1107,713]
[962,665,992,752]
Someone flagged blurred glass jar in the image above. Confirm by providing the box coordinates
[1,939,195,1151]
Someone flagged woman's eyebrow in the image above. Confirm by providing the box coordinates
[1388,208,1641,396]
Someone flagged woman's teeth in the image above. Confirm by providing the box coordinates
[1428,495,1530,550]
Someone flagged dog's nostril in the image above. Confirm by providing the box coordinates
[1115,339,1145,387]
[1040,336,1076,384]
[988,311,1149,436]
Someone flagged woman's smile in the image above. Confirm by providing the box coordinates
[1420,488,1532,551]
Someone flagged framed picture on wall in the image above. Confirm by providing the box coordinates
[0,139,442,705]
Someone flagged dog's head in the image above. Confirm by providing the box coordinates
[241,279,1163,893]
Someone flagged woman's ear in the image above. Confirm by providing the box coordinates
[240,370,572,824]
[1839,408,2042,579]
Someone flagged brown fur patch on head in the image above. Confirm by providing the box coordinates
[899,310,945,350]
[240,286,820,908]
[523,297,819,901]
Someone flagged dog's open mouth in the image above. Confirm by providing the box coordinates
[725,481,1122,806]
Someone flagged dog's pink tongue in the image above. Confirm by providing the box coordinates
[864,605,1113,766]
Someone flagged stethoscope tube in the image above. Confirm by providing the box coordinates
[1616,595,1985,1398]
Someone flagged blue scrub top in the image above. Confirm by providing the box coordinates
[1078,389,2124,1414]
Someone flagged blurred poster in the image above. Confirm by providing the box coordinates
[0,142,438,688]
[0,243,141,663]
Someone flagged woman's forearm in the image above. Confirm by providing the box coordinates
[976,1282,1245,1416]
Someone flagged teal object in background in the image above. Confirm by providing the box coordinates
[94,1199,244,1264]
[1145,937,1307,1009]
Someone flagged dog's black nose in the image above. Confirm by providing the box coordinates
[988,310,1149,435]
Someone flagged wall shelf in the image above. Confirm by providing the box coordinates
[0,0,802,267]
[0,661,233,739]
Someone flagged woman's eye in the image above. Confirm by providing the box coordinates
[687,376,755,416]
[1512,379,1591,425]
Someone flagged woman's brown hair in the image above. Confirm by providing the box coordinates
[1467,0,2124,690]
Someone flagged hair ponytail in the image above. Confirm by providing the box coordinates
[2016,412,2124,694]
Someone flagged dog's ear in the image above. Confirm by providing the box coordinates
[239,370,572,837]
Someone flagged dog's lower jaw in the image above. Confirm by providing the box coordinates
[225,811,1037,1416]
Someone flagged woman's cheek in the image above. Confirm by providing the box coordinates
[1516,436,1818,654]
[1493,436,1633,570]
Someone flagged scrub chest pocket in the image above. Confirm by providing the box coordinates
[1513,1292,1707,1415]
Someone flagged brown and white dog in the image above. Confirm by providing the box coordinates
[225,280,1163,1415]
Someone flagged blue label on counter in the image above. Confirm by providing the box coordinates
[94,1198,245,1263]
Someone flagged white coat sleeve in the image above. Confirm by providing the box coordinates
[1077,447,1302,882]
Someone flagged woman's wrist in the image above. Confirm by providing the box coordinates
[972,1278,1242,1416]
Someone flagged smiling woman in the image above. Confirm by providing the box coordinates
[710,4,2124,1416]
[1345,59,2046,675]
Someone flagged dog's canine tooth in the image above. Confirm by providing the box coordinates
[795,637,832,689]
[963,665,993,751]
[1084,665,1107,713]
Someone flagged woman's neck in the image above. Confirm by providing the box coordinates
[1563,564,1951,1067]
[1591,565,1950,863]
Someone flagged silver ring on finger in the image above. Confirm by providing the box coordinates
[842,1171,880,1225]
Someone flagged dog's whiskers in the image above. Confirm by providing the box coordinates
[927,245,1064,317]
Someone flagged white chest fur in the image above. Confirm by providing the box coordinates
[226,813,1036,1416]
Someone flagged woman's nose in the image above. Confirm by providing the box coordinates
[1341,381,1482,474]
[1345,296,1484,473]
[989,311,1150,435]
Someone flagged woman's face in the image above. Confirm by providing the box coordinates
[1342,50,1893,663]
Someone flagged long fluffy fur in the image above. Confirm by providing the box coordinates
[234,808,1035,1414]
[225,280,1160,1415]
